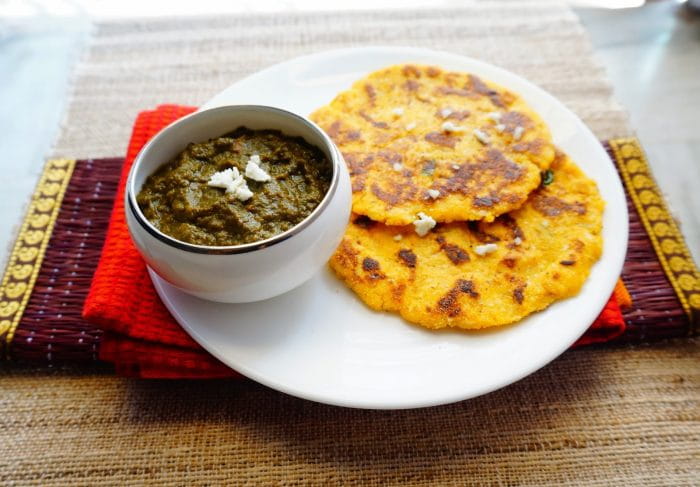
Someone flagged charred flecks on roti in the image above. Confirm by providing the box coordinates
[424,132,459,148]
[513,285,526,304]
[531,194,586,217]
[326,121,362,145]
[362,257,385,280]
[359,111,389,129]
[364,84,377,106]
[436,236,470,265]
[436,279,480,318]
[327,152,603,331]
[398,249,417,268]
[309,63,556,225]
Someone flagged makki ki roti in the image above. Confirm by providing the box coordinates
[310,64,556,225]
[329,151,604,330]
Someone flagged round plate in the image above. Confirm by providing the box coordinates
[152,47,628,409]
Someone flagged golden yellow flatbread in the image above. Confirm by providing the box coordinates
[329,151,604,330]
[311,64,556,225]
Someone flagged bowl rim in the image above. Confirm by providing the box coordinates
[126,104,342,255]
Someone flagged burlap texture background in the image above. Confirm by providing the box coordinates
[52,1,630,159]
[3,2,698,485]
[3,342,698,485]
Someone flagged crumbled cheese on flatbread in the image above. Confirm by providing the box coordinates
[473,129,490,145]
[441,121,465,133]
[474,243,498,256]
[413,212,436,237]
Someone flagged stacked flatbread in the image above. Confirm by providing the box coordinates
[311,64,604,330]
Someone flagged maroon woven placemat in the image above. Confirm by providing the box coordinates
[3,158,121,363]
[1,139,698,364]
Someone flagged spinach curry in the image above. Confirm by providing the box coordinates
[137,128,332,246]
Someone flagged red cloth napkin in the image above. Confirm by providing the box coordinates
[84,105,629,378]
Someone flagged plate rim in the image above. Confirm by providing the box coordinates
[154,46,628,409]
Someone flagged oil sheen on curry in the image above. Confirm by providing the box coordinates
[137,128,332,246]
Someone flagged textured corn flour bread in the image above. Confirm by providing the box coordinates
[311,64,556,225]
[329,151,604,330]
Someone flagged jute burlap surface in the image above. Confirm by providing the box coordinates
[2,341,698,485]
[52,1,630,159]
[5,1,696,485]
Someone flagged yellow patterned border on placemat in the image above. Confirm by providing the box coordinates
[609,138,699,333]
[0,159,76,357]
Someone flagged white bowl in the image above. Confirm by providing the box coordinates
[125,105,352,303]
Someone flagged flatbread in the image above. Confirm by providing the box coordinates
[310,64,556,225]
[329,151,604,330]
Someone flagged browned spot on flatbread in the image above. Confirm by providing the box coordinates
[513,138,544,154]
[474,196,499,208]
[345,130,361,141]
[398,249,417,268]
[440,149,523,201]
[560,260,576,266]
[392,283,406,302]
[435,108,470,121]
[326,121,362,144]
[352,215,375,229]
[501,257,517,269]
[469,74,505,108]
[467,221,501,243]
[572,239,585,252]
[404,79,420,92]
[370,181,419,206]
[426,66,441,77]
[344,153,373,176]
[422,160,435,175]
[365,84,376,105]
[425,132,459,148]
[500,214,525,241]
[437,279,479,317]
[403,65,422,78]
[326,121,342,139]
[333,240,359,269]
[436,236,470,265]
[513,286,525,304]
[362,257,384,280]
[551,149,567,170]
[378,151,403,164]
[352,180,365,192]
[344,152,373,192]
[532,194,586,217]
[436,86,472,97]
[359,111,389,129]
[501,111,534,130]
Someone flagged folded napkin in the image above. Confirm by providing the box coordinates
[83,105,630,378]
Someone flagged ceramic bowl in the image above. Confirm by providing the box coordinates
[125,105,351,303]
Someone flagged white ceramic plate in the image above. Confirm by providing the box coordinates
[150,47,628,409]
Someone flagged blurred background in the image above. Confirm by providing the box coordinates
[1,0,698,263]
